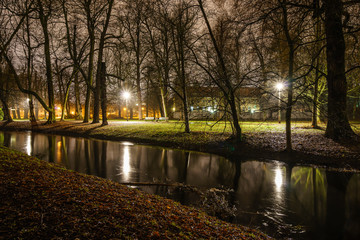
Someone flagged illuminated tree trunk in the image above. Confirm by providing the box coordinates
[84,1,95,123]
[135,16,143,120]
[323,0,357,141]
[280,0,295,151]
[312,7,322,129]
[93,0,114,123]
[25,14,36,122]
[100,62,108,126]
[74,72,83,120]
[38,0,55,124]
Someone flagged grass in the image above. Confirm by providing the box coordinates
[0,145,271,239]
[1,119,360,170]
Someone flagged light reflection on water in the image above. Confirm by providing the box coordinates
[121,145,131,182]
[1,131,360,240]
[274,166,284,192]
[25,134,31,156]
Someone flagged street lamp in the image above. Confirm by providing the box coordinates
[276,83,284,123]
[122,91,130,121]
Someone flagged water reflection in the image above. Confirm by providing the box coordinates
[274,166,283,192]
[1,130,360,239]
[121,145,131,182]
[26,134,32,155]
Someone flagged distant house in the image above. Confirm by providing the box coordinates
[172,86,263,120]
[172,85,313,121]
[236,87,262,120]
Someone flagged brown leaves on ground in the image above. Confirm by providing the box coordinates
[0,146,271,239]
[244,131,360,159]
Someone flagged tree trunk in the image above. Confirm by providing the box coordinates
[35,104,39,120]
[100,62,108,126]
[74,73,82,120]
[16,106,21,119]
[92,79,101,123]
[0,70,12,122]
[28,99,36,122]
[136,18,143,120]
[0,95,12,122]
[144,21,168,119]
[228,93,242,140]
[84,87,91,123]
[285,80,293,151]
[198,0,241,141]
[61,80,72,121]
[312,10,321,129]
[146,80,149,117]
[84,11,95,123]
[38,2,55,124]
[173,15,190,133]
[281,0,295,151]
[92,0,113,124]
[312,68,320,128]
[26,15,36,123]
[12,109,16,119]
[323,0,357,141]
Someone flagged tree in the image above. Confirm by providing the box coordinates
[36,0,57,124]
[100,62,108,125]
[61,1,87,121]
[92,0,114,123]
[197,0,242,141]
[322,0,358,141]
[22,12,37,122]
[0,0,56,123]
[143,0,172,119]
[169,0,198,133]
[122,0,148,120]
[0,64,13,122]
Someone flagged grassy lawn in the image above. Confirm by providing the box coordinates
[103,119,360,134]
[2,119,360,169]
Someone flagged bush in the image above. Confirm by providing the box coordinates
[0,108,4,121]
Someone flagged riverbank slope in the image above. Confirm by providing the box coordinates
[1,120,360,171]
[0,146,270,239]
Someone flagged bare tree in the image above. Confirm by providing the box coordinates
[0,0,56,123]
[143,0,172,119]
[92,0,114,123]
[197,0,242,141]
[121,0,148,120]
[168,0,198,133]
[35,0,57,123]
[0,64,13,122]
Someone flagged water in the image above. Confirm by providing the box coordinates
[1,131,360,239]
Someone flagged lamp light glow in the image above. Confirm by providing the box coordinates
[122,91,130,99]
[276,82,284,91]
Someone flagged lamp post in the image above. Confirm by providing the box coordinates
[122,91,130,121]
[276,83,284,123]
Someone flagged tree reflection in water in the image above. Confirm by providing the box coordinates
[1,130,360,240]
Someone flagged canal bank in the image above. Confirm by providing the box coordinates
[0,145,271,239]
[2,130,360,239]
[1,120,360,171]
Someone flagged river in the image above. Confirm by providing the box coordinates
[1,130,359,239]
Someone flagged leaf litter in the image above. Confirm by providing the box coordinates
[0,146,271,239]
